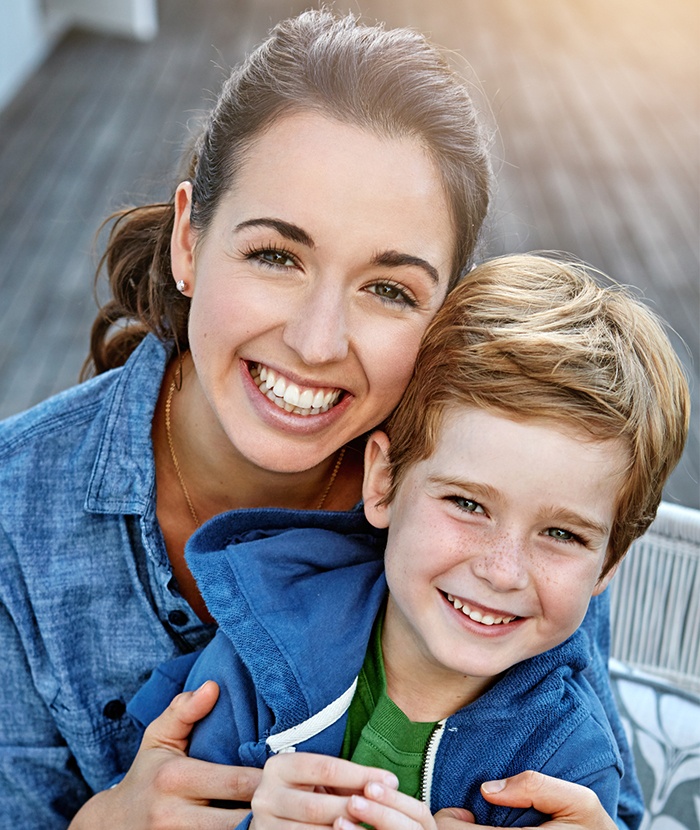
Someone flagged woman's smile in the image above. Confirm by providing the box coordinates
[240,359,354,438]
[249,361,344,416]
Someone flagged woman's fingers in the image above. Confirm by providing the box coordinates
[69,682,262,829]
[433,807,478,830]
[479,771,614,830]
[341,771,612,830]
[70,777,255,830]
[142,753,262,804]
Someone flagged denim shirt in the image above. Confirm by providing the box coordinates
[0,335,214,828]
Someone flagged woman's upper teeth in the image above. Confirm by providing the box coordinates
[251,363,341,415]
[446,594,517,625]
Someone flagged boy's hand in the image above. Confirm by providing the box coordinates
[336,781,438,830]
[69,681,261,829]
[251,752,399,829]
[433,771,616,830]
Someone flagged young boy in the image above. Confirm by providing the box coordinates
[128,254,689,828]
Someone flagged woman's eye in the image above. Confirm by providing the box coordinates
[243,248,297,268]
[366,282,417,307]
[256,249,296,268]
[449,496,485,514]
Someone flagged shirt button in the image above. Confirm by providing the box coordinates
[168,609,189,627]
[103,699,126,720]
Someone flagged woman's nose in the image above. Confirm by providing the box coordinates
[282,282,350,365]
[471,537,529,592]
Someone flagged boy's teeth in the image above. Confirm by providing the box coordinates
[446,594,515,625]
[252,363,342,417]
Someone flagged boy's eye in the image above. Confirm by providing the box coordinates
[366,282,417,307]
[544,527,584,545]
[449,496,485,514]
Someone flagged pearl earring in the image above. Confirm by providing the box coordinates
[176,280,187,293]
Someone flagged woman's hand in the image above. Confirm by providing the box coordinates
[434,771,616,830]
[250,752,400,829]
[68,681,262,829]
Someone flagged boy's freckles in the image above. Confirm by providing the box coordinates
[377,406,627,707]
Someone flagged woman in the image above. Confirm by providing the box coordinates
[0,10,637,829]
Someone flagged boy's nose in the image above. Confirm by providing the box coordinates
[472,538,529,592]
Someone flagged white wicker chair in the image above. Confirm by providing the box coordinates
[609,500,700,694]
[608,501,700,830]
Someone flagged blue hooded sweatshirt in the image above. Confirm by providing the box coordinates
[129,507,641,828]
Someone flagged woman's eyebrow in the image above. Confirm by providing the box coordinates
[235,218,315,248]
[373,250,440,284]
[234,220,440,284]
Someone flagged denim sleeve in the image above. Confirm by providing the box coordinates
[0,598,91,828]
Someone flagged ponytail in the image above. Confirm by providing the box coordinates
[81,201,190,378]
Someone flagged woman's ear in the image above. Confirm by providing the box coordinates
[363,431,393,529]
[171,181,196,296]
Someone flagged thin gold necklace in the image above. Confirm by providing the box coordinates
[165,378,201,528]
[164,380,347,525]
[314,445,346,511]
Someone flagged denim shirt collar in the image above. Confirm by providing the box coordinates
[85,334,170,516]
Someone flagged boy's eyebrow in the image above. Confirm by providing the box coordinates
[427,474,500,502]
[235,218,316,248]
[539,507,610,539]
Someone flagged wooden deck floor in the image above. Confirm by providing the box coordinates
[0,0,697,507]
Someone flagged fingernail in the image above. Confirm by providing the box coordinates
[384,772,399,789]
[367,782,383,798]
[482,779,506,793]
[193,681,209,695]
[351,795,369,811]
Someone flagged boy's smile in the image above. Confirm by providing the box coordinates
[363,407,628,719]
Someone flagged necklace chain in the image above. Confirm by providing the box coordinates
[165,379,201,528]
[314,445,346,510]
[164,378,346,525]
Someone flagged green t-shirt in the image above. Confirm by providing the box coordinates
[340,608,438,799]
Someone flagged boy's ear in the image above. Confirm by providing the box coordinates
[592,560,619,596]
[171,181,196,296]
[363,431,393,529]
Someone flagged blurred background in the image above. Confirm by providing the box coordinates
[0,0,697,508]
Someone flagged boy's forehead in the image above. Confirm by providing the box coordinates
[408,406,629,510]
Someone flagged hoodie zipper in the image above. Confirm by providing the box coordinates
[419,719,447,806]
